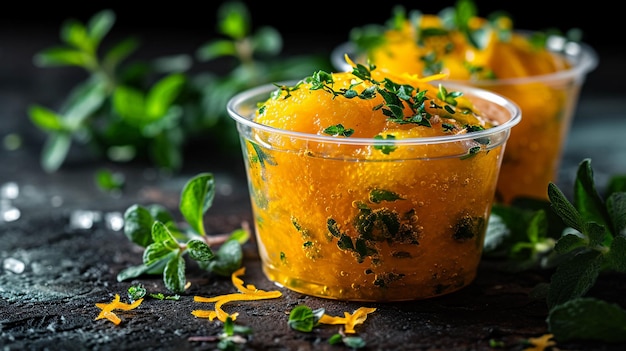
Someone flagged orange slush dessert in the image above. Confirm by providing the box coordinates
[229,61,519,301]
[346,1,596,203]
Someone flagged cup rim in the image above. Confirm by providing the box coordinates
[227,80,521,146]
[330,32,599,86]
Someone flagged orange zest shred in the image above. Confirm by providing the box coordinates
[192,267,282,322]
[95,294,143,325]
[524,334,556,351]
[318,307,377,334]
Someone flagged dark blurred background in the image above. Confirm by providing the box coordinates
[1,0,624,180]
[1,0,623,96]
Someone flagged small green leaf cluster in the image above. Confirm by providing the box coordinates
[117,173,250,293]
[217,316,253,351]
[288,305,366,349]
[127,284,179,302]
[485,158,626,344]
[94,168,125,194]
[28,2,331,174]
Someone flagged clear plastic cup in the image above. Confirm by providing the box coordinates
[227,81,521,301]
[332,35,598,204]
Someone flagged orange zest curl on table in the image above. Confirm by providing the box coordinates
[192,267,282,322]
[95,294,144,325]
[318,307,377,334]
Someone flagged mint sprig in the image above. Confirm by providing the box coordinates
[117,172,250,293]
[546,159,626,308]
[486,158,626,344]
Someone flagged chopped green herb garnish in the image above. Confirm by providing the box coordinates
[369,189,405,203]
[323,124,355,137]
[288,305,325,332]
[373,134,397,155]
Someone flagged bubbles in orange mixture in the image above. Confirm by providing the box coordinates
[242,65,510,301]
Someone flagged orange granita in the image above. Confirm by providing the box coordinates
[228,60,519,301]
[345,0,596,203]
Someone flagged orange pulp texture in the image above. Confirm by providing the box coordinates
[365,14,577,204]
[239,67,513,301]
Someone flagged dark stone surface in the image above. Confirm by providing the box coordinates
[2,198,626,351]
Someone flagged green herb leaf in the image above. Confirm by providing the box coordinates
[151,221,179,250]
[607,192,626,236]
[128,284,146,301]
[323,124,354,137]
[369,189,404,203]
[217,1,250,40]
[164,254,186,293]
[573,159,611,233]
[33,47,91,67]
[373,134,397,155]
[288,305,325,332]
[41,132,72,173]
[341,336,367,349]
[94,168,125,193]
[180,173,215,236]
[86,9,115,45]
[143,242,177,266]
[28,105,65,132]
[187,239,215,262]
[61,19,93,53]
[113,85,146,122]
[548,297,626,343]
[196,39,237,61]
[201,239,243,276]
[547,250,602,309]
[145,73,186,120]
[103,36,139,70]
[548,182,584,234]
[606,235,626,273]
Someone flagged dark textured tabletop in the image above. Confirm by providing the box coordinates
[2,2,626,350]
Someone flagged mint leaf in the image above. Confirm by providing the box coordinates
[28,105,65,132]
[164,255,186,293]
[547,250,603,308]
[606,236,626,273]
[143,242,177,266]
[202,239,243,276]
[41,132,72,173]
[86,9,115,45]
[288,305,325,332]
[548,183,584,234]
[145,73,186,119]
[548,297,626,343]
[187,239,215,262]
[553,233,586,254]
[151,221,179,250]
[607,192,626,236]
[180,173,215,236]
[573,159,610,230]
[123,204,154,247]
